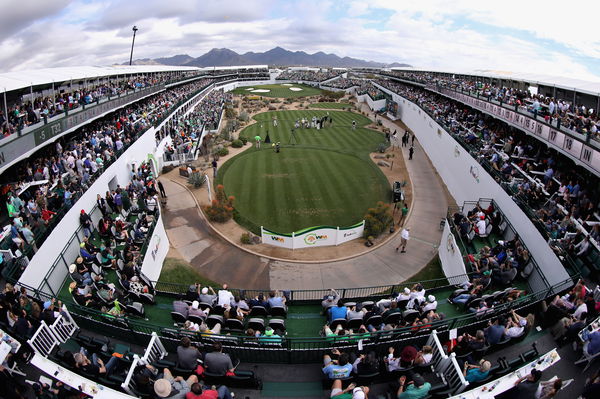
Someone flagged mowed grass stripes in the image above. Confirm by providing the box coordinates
[218,110,389,234]
[230,84,322,98]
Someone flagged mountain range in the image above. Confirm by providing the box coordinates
[128,47,410,68]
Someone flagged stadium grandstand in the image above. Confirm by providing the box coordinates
[0,17,599,399]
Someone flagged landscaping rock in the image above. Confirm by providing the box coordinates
[377,161,391,167]
[374,155,386,159]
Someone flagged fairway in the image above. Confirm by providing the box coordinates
[217,110,390,234]
[231,84,322,98]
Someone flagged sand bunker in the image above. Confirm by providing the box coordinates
[281,83,293,86]
[245,88,254,91]
[251,89,271,93]
[289,87,303,92]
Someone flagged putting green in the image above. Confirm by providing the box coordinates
[217,110,390,234]
[231,84,322,98]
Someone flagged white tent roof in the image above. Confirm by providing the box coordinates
[388,67,600,96]
[0,65,201,93]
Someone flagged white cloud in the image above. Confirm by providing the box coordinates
[0,0,598,84]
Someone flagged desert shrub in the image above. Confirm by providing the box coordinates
[231,139,244,148]
[215,147,229,157]
[188,172,206,188]
[203,185,234,223]
[240,232,252,244]
[238,111,249,122]
[239,136,248,145]
[363,201,393,238]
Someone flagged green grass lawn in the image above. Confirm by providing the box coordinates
[217,110,389,234]
[309,102,353,109]
[230,84,322,98]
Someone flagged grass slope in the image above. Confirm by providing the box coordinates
[218,110,390,234]
[231,84,322,98]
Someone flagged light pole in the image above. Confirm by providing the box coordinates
[129,25,138,66]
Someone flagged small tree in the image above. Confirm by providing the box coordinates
[363,201,393,238]
[203,185,235,223]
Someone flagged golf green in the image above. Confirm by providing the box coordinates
[231,84,322,98]
[218,110,390,234]
[309,102,352,109]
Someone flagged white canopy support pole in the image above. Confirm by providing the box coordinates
[3,88,8,122]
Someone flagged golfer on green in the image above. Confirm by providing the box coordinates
[255,135,261,149]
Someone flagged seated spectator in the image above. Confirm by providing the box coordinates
[582,329,600,357]
[249,293,269,308]
[505,310,528,338]
[407,284,426,309]
[69,263,92,286]
[346,303,365,320]
[352,351,379,375]
[414,346,433,366]
[267,290,287,309]
[463,359,491,383]
[537,379,562,399]
[329,301,348,322]
[74,347,118,378]
[177,337,202,370]
[322,351,352,379]
[188,301,208,318]
[153,367,198,399]
[322,289,341,310]
[329,381,369,399]
[397,374,431,399]
[203,342,234,376]
[186,382,234,399]
[173,300,189,318]
[485,318,506,345]
[421,295,437,312]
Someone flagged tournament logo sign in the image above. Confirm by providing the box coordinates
[304,233,328,245]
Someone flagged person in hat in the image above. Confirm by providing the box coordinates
[259,327,282,345]
[198,286,217,305]
[397,373,431,399]
[69,263,92,286]
[79,209,92,237]
[188,301,208,318]
[153,367,198,399]
[254,135,261,149]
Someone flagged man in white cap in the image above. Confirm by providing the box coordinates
[198,286,217,305]
[421,295,438,313]
[397,288,411,302]
[188,301,208,318]
[396,228,410,253]
[153,368,198,399]
[321,288,340,310]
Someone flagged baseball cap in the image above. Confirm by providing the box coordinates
[327,295,334,300]
[404,288,410,294]
[428,295,435,303]
[201,287,208,294]
[69,264,76,274]
[192,301,199,310]
[265,327,274,336]
[43,301,52,310]
[483,270,491,276]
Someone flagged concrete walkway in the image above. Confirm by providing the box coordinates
[160,107,450,290]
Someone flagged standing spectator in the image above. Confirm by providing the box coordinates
[396,228,410,253]
[217,284,234,307]
[80,209,93,237]
[408,146,414,160]
[158,180,167,198]
[212,159,218,178]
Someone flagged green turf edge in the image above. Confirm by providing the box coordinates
[158,257,219,286]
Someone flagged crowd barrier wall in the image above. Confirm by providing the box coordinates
[438,222,468,280]
[260,221,365,249]
[373,82,571,288]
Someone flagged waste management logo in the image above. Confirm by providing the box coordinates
[304,233,328,245]
[270,236,285,243]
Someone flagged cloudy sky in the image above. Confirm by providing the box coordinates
[1,0,599,81]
